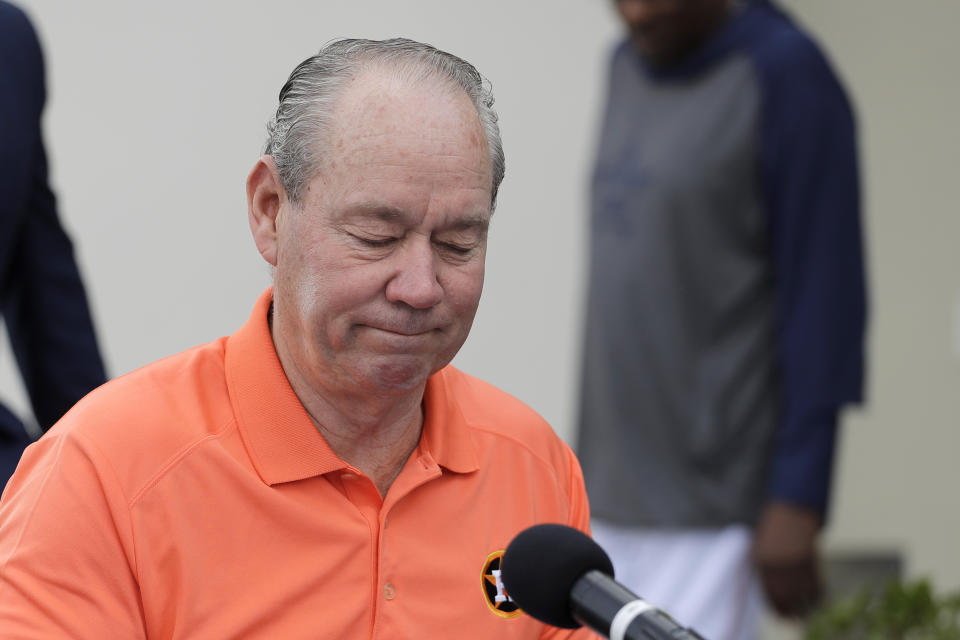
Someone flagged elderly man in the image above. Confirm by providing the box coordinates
[0,39,594,639]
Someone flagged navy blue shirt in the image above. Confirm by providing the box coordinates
[577,0,866,526]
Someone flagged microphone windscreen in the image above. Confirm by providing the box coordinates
[501,523,615,629]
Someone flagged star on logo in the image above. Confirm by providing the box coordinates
[481,550,522,618]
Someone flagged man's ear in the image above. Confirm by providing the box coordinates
[246,156,286,266]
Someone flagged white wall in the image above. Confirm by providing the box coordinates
[6,0,959,599]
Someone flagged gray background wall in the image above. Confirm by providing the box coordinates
[4,0,958,610]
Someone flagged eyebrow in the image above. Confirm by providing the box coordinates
[342,203,490,232]
[340,203,406,223]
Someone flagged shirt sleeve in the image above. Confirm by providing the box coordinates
[754,27,867,516]
[0,430,146,638]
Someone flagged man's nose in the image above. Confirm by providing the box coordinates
[385,240,444,309]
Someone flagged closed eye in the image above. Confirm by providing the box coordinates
[437,242,471,255]
[353,234,397,248]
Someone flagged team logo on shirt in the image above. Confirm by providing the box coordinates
[481,550,522,618]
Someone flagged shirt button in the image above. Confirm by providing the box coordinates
[383,582,396,600]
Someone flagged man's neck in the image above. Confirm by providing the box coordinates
[270,316,426,497]
[312,399,423,498]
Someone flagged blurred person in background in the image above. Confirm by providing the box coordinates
[576,1,867,638]
[0,1,106,487]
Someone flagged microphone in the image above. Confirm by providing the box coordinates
[501,524,706,640]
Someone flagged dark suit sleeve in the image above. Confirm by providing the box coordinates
[5,134,108,431]
[0,3,107,442]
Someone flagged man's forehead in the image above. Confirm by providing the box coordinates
[313,68,491,185]
[298,65,494,221]
[329,67,484,149]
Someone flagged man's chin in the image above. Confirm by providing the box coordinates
[629,34,682,67]
[359,357,438,395]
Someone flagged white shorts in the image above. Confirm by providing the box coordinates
[590,519,763,640]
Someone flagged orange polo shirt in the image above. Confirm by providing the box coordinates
[0,289,598,639]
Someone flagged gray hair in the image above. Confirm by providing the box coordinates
[264,38,505,209]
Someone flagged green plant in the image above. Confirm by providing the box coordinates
[805,579,960,639]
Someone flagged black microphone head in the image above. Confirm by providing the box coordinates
[501,523,615,629]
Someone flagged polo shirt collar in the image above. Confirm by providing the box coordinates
[225,288,344,485]
[421,368,480,474]
[225,288,479,485]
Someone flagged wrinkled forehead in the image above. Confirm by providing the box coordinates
[323,67,491,176]
[336,69,483,143]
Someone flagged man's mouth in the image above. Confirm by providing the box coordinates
[362,323,440,338]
